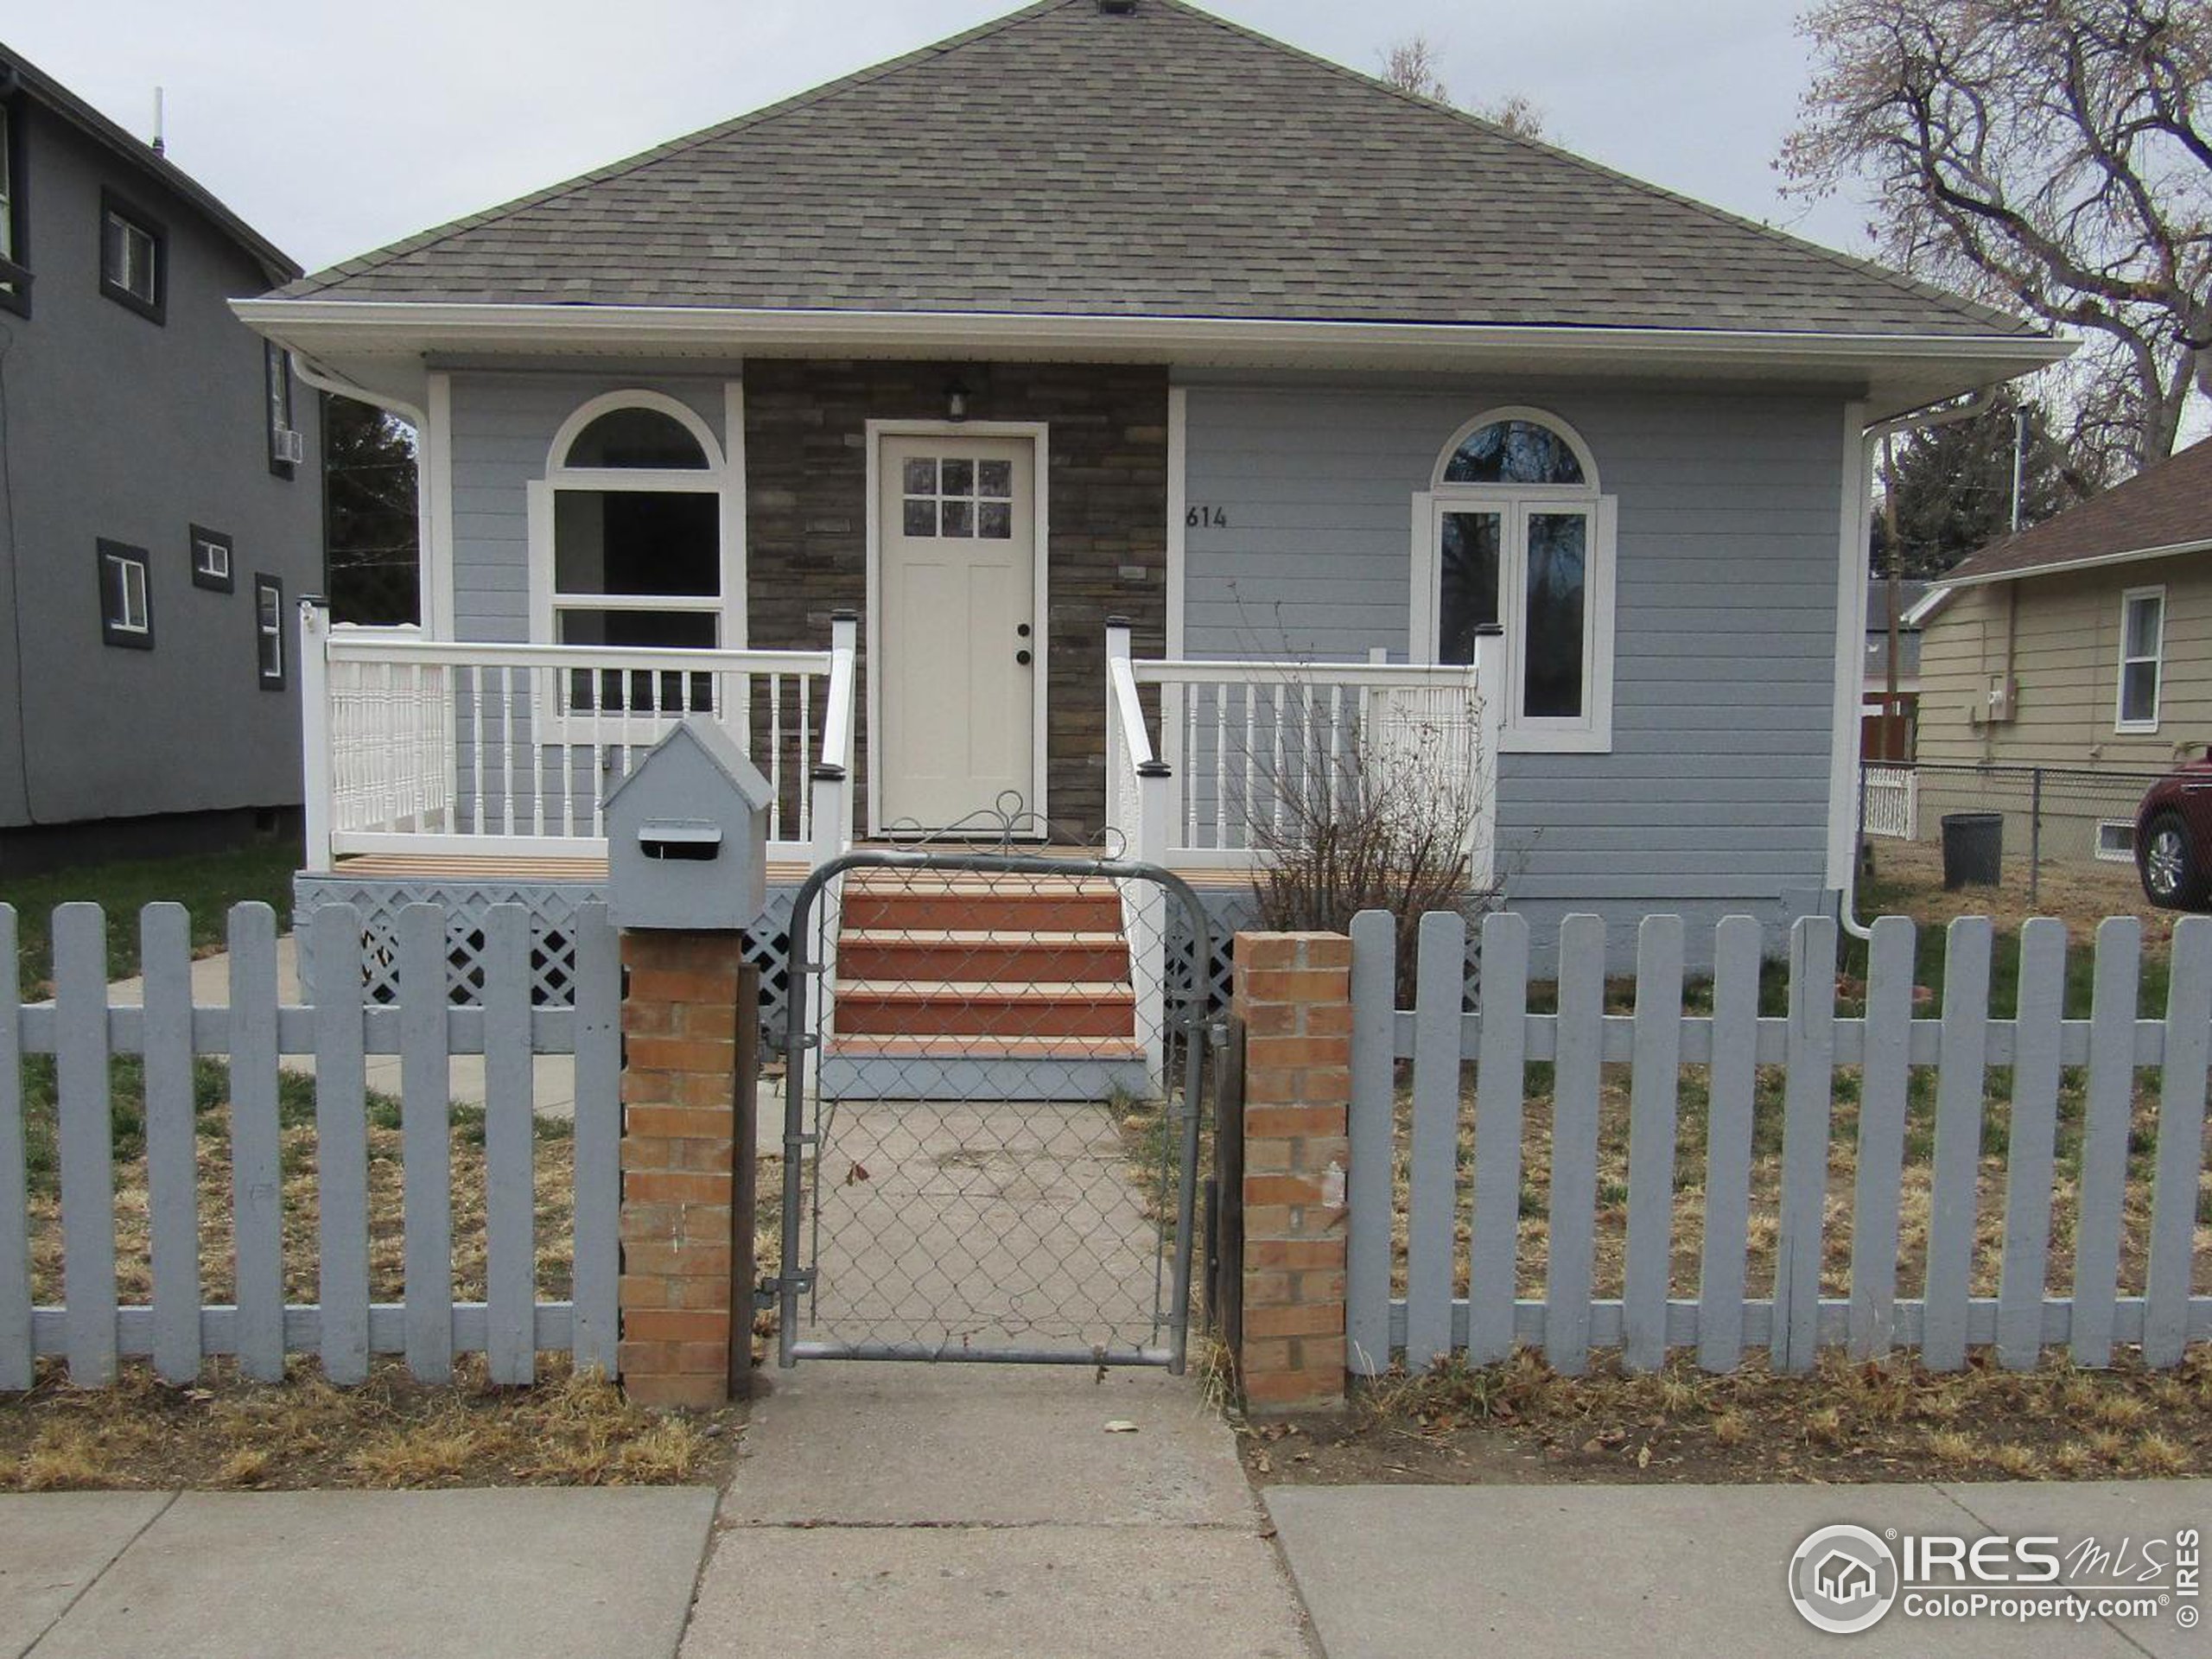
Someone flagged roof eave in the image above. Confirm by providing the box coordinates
[232,298,2068,416]
[1933,534,2212,597]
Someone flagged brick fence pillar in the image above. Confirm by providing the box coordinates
[616,932,758,1409]
[1230,931,1351,1414]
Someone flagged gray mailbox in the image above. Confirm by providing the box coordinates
[603,717,773,931]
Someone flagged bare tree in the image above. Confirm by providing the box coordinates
[1783,1,2212,472]
[1382,35,1548,139]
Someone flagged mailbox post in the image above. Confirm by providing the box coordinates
[604,719,773,1408]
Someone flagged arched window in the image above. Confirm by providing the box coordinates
[534,391,734,714]
[1416,408,1615,752]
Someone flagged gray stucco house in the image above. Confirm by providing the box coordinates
[238,0,2063,991]
[0,44,324,874]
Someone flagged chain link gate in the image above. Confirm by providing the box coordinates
[773,850,1211,1370]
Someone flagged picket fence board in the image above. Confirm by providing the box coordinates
[570,905,621,1376]
[1996,920,2067,1370]
[311,903,373,1385]
[2074,917,2143,1368]
[399,905,455,1382]
[1847,917,1916,1362]
[141,906,203,1384]
[1696,917,1762,1373]
[0,907,27,1393]
[54,905,118,1387]
[230,906,287,1383]
[1466,911,1529,1366]
[1620,916,1683,1374]
[1345,911,1396,1376]
[1773,916,1837,1374]
[1405,912,1465,1371]
[1923,917,1993,1373]
[1545,916,1606,1376]
[2144,915,2212,1368]
[484,905,538,1386]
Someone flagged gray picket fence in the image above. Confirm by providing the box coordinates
[1348,908,2212,1377]
[0,899,620,1390]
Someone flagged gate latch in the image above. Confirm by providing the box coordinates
[759,1268,815,1308]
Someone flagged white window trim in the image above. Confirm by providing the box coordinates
[526,385,747,738]
[105,550,149,635]
[2115,584,2164,734]
[2094,819,2136,863]
[1409,408,1616,755]
[193,533,231,582]
[255,575,285,688]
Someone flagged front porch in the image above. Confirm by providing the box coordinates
[291,607,1501,1027]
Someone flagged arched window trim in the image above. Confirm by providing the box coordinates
[547,388,728,483]
[528,384,750,714]
[1431,405,1601,495]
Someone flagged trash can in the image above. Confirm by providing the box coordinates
[1941,812,2003,890]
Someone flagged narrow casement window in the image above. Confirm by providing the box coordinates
[98,539,152,649]
[0,99,24,316]
[2117,587,2164,731]
[189,524,233,592]
[255,575,285,689]
[266,343,299,476]
[99,192,163,322]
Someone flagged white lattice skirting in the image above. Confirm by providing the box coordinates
[293,874,802,1037]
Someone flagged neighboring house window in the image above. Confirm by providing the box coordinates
[533,391,732,715]
[266,343,300,477]
[254,574,285,689]
[2117,586,2164,732]
[189,524,234,593]
[0,99,26,316]
[98,539,152,648]
[1412,408,1618,753]
[99,190,164,322]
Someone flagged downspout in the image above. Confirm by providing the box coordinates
[1837,389,1994,941]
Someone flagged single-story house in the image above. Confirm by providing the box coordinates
[0,43,323,875]
[1909,435,2211,865]
[235,0,2063,1001]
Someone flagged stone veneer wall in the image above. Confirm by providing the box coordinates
[742,360,1169,838]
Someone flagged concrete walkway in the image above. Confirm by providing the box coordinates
[1267,1479,2211,1658]
[680,1363,1313,1659]
[0,1488,717,1659]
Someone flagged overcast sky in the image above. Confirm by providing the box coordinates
[5,0,1867,276]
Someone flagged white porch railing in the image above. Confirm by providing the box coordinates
[300,604,847,869]
[1116,630,1504,881]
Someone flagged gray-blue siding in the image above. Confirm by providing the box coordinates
[448,372,727,642]
[1179,379,1847,963]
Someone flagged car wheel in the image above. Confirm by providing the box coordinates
[2138,812,2208,909]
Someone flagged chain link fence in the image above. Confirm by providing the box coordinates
[1859,760,2171,913]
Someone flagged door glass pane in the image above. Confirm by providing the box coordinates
[979,500,1013,540]
[942,499,975,538]
[903,498,938,537]
[1525,513,1588,718]
[978,460,1013,499]
[941,459,976,498]
[1439,512,1501,665]
[904,458,938,495]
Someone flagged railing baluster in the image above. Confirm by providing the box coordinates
[769,673,785,844]
[500,664,517,838]
[1184,683,1199,849]
[470,664,486,837]
[1271,683,1287,839]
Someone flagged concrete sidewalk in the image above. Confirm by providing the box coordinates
[1267,1479,2210,1658]
[0,1487,717,1659]
[680,1362,1314,1659]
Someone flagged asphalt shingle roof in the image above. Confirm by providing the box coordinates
[282,0,2036,338]
[1942,437,2212,585]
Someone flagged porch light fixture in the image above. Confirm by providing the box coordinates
[944,378,971,423]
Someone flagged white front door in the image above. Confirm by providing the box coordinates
[876,435,1039,831]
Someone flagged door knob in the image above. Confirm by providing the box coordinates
[1016,650,1033,666]
[1016,624,1032,639]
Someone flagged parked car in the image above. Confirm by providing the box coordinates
[2135,755,2212,909]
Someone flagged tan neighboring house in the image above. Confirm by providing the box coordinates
[1911,435,2212,861]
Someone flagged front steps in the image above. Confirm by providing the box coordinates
[817,873,1150,1102]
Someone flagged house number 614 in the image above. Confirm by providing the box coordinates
[1186,506,1229,528]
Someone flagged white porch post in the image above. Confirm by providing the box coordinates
[299,597,334,874]
[1471,622,1505,890]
